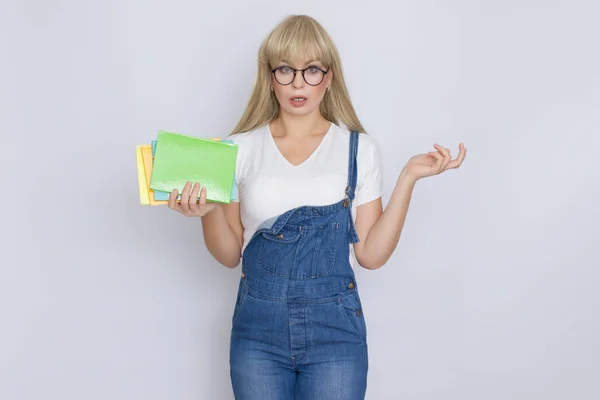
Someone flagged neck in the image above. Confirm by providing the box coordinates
[271,109,330,138]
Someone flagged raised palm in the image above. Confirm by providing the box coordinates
[403,143,467,180]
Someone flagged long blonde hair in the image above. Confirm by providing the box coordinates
[229,15,366,135]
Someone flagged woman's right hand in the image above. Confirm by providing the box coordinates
[168,181,217,217]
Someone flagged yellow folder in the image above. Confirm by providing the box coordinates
[136,145,150,205]
[141,144,168,206]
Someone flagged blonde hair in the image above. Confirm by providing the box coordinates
[229,15,366,135]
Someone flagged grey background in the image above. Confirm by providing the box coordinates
[2,0,599,399]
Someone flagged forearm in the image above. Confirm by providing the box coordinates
[201,205,242,268]
[361,169,417,269]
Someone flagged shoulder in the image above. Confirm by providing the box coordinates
[226,125,266,147]
[226,125,268,178]
[328,124,381,163]
[226,125,268,159]
[329,124,384,200]
[357,132,381,163]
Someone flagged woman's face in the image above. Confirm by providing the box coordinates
[271,60,332,117]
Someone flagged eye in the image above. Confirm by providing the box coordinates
[279,66,292,74]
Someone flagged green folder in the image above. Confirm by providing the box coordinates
[149,130,238,204]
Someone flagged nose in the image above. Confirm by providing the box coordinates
[292,71,304,89]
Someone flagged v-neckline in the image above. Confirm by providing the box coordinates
[267,122,333,168]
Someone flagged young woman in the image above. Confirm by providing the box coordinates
[168,14,466,400]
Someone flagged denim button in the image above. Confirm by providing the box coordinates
[348,282,354,289]
[277,234,284,240]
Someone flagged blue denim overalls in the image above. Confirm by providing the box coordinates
[229,131,368,400]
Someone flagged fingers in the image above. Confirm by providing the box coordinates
[429,150,444,172]
[447,143,467,169]
[172,182,211,216]
[189,182,201,212]
[447,142,467,169]
[179,181,193,215]
[433,143,467,171]
[168,188,181,211]
[433,143,450,157]
[199,185,207,206]
[433,144,452,170]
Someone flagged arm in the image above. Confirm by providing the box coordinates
[353,170,415,270]
[201,202,244,269]
[353,143,467,270]
[169,182,244,269]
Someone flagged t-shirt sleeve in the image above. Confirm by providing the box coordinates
[354,135,384,206]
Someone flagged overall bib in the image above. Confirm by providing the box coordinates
[230,131,368,400]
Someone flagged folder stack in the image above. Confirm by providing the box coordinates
[136,130,239,206]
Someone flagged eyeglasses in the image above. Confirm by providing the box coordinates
[271,65,329,86]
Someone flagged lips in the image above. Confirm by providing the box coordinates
[288,95,308,108]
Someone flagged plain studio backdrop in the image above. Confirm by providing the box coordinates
[2,0,599,399]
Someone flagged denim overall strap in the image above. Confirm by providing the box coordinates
[345,131,360,243]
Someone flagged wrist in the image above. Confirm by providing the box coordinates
[201,202,222,218]
[398,167,419,186]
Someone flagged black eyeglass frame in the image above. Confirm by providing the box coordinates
[271,65,330,86]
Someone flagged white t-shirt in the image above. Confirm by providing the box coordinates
[228,122,384,269]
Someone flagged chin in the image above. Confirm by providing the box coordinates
[280,105,319,117]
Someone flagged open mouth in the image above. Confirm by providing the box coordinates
[289,96,308,107]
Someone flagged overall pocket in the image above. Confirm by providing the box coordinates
[258,222,339,279]
[231,279,249,326]
[337,292,367,345]
[309,222,339,277]
[257,229,303,277]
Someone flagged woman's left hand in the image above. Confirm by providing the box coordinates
[402,143,467,181]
